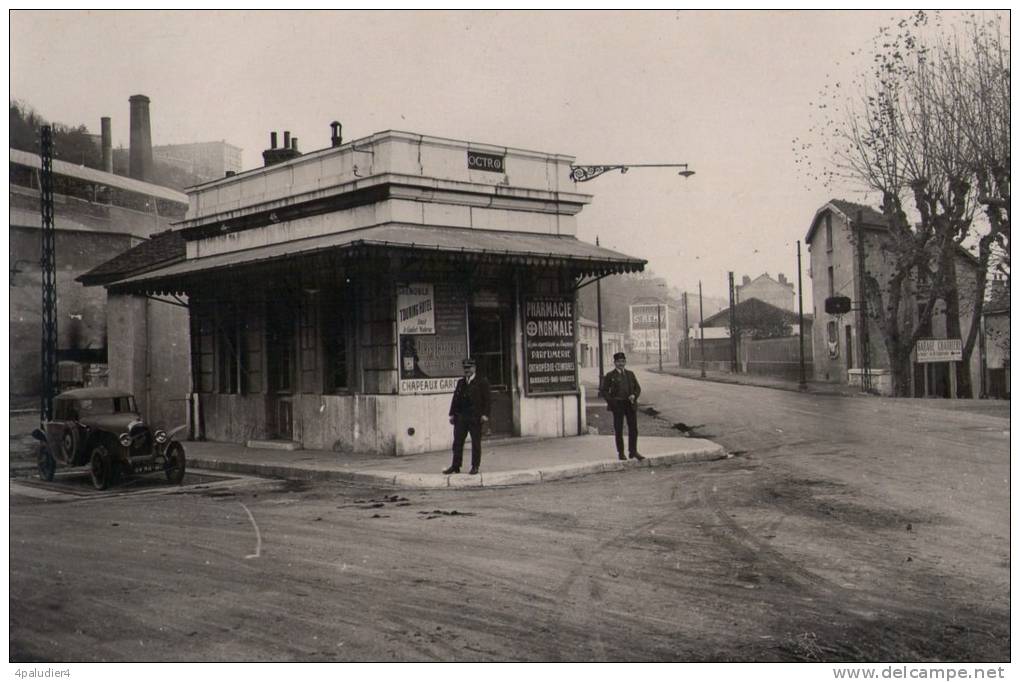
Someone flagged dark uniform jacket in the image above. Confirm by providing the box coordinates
[600,368,641,411]
[449,375,492,421]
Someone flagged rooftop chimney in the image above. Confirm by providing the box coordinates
[262,130,301,167]
[742,275,751,286]
[100,117,113,173]
[330,121,343,147]
[128,95,153,182]
[778,273,788,284]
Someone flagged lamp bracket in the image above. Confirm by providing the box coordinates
[569,163,695,183]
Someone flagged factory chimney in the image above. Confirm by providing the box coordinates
[100,117,113,173]
[128,95,153,182]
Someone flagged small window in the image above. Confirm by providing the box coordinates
[825,215,833,252]
[827,266,835,298]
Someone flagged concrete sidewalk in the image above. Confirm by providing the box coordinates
[186,434,727,489]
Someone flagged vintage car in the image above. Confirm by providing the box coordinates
[32,387,186,490]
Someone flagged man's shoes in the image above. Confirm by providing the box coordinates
[617,453,627,461]
[629,453,646,461]
[469,467,479,475]
[443,466,460,475]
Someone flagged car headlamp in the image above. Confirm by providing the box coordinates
[118,433,132,448]
[154,430,168,444]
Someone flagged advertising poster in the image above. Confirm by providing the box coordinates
[397,283,435,335]
[399,282,467,394]
[523,297,577,394]
[629,303,669,352]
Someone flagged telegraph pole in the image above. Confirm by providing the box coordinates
[656,302,663,371]
[728,271,738,373]
[40,125,58,420]
[797,240,807,390]
[682,292,690,368]
[596,237,605,382]
[698,281,706,378]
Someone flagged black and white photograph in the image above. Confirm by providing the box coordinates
[7,9,1011,673]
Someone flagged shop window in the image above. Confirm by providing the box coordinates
[243,303,263,394]
[191,306,215,394]
[323,295,350,392]
[299,300,318,393]
[217,304,243,395]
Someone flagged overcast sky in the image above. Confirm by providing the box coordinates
[9,10,990,299]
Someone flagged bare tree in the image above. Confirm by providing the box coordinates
[801,11,1008,397]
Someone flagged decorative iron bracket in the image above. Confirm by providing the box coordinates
[569,163,695,183]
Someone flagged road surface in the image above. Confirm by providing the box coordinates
[9,369,1010,661]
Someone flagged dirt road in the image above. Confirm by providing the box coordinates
[10,371,1009,661]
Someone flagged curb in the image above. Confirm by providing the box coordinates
[187,441,727,490]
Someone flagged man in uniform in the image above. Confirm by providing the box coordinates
[443,358,491,475]
[600,352,644,461]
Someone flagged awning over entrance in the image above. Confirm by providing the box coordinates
[108,223,646,293]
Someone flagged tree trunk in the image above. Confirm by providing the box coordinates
[890,346,914,397]
[941,256,973,398]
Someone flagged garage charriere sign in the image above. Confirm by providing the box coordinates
[524,297,577,394]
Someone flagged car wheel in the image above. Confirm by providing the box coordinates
[164,442,186,484]
[37,444,56,482]
[89,445,112,491]
[58,426,79,465]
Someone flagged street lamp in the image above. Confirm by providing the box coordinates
[578,162,695,377]
[569,163,695,183]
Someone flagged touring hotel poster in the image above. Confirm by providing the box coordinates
[523,297,577,394]
[397,283,468,394]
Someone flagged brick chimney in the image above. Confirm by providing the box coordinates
[262,130,301,167]
[128,95,153,182]
[742,275,751,286]
[100,117,113,173]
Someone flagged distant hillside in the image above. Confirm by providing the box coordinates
[10,99,204,190]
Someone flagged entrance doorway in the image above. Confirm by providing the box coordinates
[469,306,514,436]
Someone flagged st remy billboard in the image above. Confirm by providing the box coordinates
[629,303,670,353]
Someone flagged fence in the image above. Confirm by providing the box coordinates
[682,335,813,381]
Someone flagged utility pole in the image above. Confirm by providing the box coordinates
[728,271,738,373]
[797,240,807,390]
[596,237,605,383]
[856,210,872,393]
[656,302,663,371]
[40,125,58,421]
[682,291,690,368]
[698,280,706,378]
